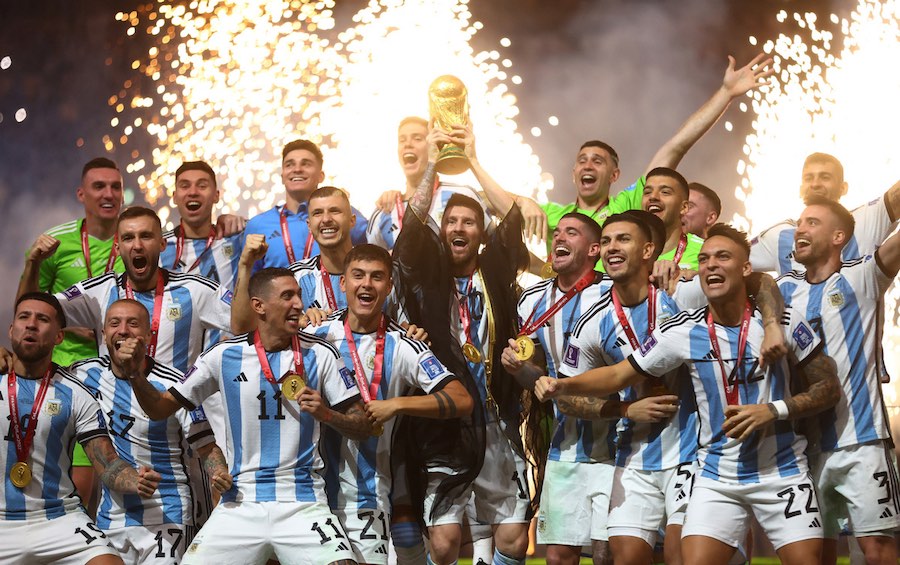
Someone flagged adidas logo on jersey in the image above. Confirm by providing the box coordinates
[808,517,821,528]
[70,257,86,269]
[336,542,349,551]
[375,545,388,555]
[880,507,894,519]
[267,230,281,241]
[233,372,248,382]
[700,350,717,361]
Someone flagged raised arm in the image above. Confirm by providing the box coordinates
[453,124,515,217]
[884,179,900,223]
[645,54,774,173]
[534,358,643,400]
[118,337,184,420]
[231,234,268,334]
[18,234,61,299]
[875,226,900,278]
[365,379,474,425]
[407,128,442,220]
[83,435,160,498]
[746,272,788,367]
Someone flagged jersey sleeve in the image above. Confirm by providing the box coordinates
[317,349,361,409]
[607,176,645,214]
[177,402,217,451]
[170,351,221,410]
[852,197,897,256]
[558,312,605,378]
[36,250,59,293]
[55,278,108,334]
[749,221,793,274]
[72,385,110,446]
[198,283,234,333]
[350,206,370,246]
[671,277,707,310]
[628,323,687,378]
[366,209,393,250]
[851,255,893,300]
[398,340,456,394]
[783,307,823,366]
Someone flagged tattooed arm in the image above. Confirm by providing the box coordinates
[365,379,474,425]
[197,443,232,495]
[746,272,788,367]
[407,129,443,221]
[297,386,373,440]
[84,436,161,498]
[557,394,679,422]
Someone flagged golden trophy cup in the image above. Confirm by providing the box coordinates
[428,75,470,175]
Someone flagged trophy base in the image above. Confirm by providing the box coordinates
[435,145,470,175]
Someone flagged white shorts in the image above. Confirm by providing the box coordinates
[335,507,390,564]
[106,523,196,564]
[682,473,822,551]
[0,510,119,565]
[536,459,615,545]
[424,420,530,526]
[813,440,900,538]
[182,500,356,565]
[607,461,698,545]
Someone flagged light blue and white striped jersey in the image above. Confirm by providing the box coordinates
[630,306,821,484]
[55,270,233,373]
[777,256,893,451]
[170,332,361,504]
[560,287,698,470]
[71,356,215,529]
[453,273,491,415]
[159,228,244,292]
[366,181,494,250]
[289,255,348,312]
[2,366,108,521]
[308,310,455,513]
[750,197,895,275]
[516,274,618,463]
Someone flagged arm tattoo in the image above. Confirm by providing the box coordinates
[556,394,611,420]
[408,162,437,220]
[786,353,840,419]
[433,390,457,419]
[201,444,229,478]
[748,272,785,326]
[85,437,141,494]
[324,402,372,440]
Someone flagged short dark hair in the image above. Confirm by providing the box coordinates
[442,193,485,233]
[248,268,296,301]
[706,223,751,258]
[82,157,119,179]
[646,167,689,199]
[398,116,428,131]
[309,186,350,205]
[689,182,722,215]
[16,292,67,328]
[602,210,666,260]
[558,212,603,243]
[107,299,150,328]
[803,195,856,241]
[343,243,392,275]
[282,139,323,166]
[803,152,844,183]
[175,160,217,187]
[578,140,619,168]
[117,206,162,233]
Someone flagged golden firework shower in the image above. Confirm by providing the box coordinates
[109,0,548,226]
[428,74,470,175]
[734,0,899,399]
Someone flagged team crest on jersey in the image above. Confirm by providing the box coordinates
[45,399,62,416]
[222,242,235,258]
[563,345,580,367]
[63,285,82,301]
[167,303,183,321]
[827,289,844,308]
[793,322,815,350]
[339,367,356,389]
[420,355,443,380]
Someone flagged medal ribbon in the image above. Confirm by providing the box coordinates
[7,367,53,467]
[80,219,118,279]
[395,194,405,228]
[319,260,339,310]
[611,284,657,351]
[456,276,478,350]
[173,223,215,272]
[672,233,688,265]
[279,207,316,264]
[518,271,595,337]
[253,330,304,385]
[707,301,752,406]
[124,271,165,358]
[342,315,386,403]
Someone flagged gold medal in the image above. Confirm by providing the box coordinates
[281,373,306,400]
[10,461,31,489]
[462,343,482,363]
[514,336,535,361]
[540,261,556,279]
[372,423,384,437]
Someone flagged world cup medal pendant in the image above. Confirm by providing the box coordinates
[10,461,31,489]
[514,336,535,361]
[281,373,306,400]
[540,261,556,280]
[462,342,482,363]
[372,422,384,437]
[428,75,470,175]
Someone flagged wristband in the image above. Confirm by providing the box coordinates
[770,399,789,420]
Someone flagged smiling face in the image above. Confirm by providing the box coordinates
[698,235,751,303]
[104,300,150,356]
[77,167,124,223]
[341,259,392,323]
[572,146,620,204]
[9,299,64,363]
[281,149,324,201]
[682,188,718,237]
[799,160,847,202]
[551,217,601,275]
[307,193,355,250]
[600,220,654,283]
[441,204,483,269]
[255,275,305,337]
[117,215,165,287]
[397,120,429,184]
[793,204,845,266]
[174,169,219,228]
[642,175,688,231]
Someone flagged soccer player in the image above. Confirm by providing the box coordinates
[160,160,245,291]
[642,167,704,270]
[534,224,841,565]
[307,243,474,565]
[244,139,368,272]
[124,268,370,564]
[777,197,900,564]
[750,152,900,274]
[392,123,542,565]
[682,182,721,239]
[1,292,160,565]
[71,299,232,563]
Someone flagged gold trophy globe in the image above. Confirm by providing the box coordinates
[428,75,470,175]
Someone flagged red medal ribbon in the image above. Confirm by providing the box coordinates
[707,301,753,406]
[253,330,305,385]
[672,233,688,266]
[457,276,478,350]
[519,271,595,337]
[342,315,386,403]
[611,284,657,352]
[7,366,53,467]
[280,207,316,264]
[319,260,339,310]
[80,219,118,279]
[124,271,165,358]
[395,193,405,228]
[173,223,215,273]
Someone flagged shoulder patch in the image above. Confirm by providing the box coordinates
[419,355,444,380]
[220,289,234,305]
[63,285,82,301]
[181,365,198,383]
[189,406,208,423]
[563,344,580,367]
[792,322,815,350]
[639,335,657,355]
[339,367,356,389]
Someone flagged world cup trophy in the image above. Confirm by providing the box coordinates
[428,75,470,175]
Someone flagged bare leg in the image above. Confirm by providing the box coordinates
[682,535,736,565]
